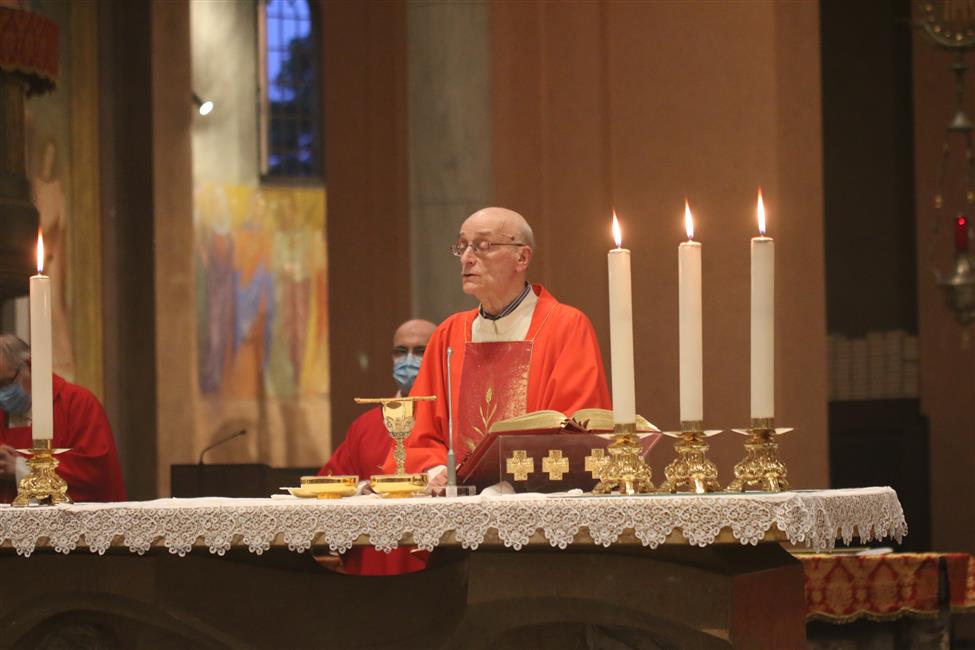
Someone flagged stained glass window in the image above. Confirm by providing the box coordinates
[259,0,321,179]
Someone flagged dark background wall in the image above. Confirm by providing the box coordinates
[822,0,917,338]
[323,1,412,446]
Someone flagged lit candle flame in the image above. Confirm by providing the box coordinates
[757,189,766,236]
[36,230,44,274]
[684,199,694,240]
[612,211,622,248]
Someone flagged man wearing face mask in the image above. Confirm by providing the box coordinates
[0,334,126,503]
[315,319,435,575]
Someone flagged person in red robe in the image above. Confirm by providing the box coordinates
[318,318,435,575]
[0,335,126,503]
[383,207,611,492]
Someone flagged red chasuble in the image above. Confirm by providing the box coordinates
[384,285,612,474]
[318,407,428,575]
[454,341,532,457]
[0,374,126,503]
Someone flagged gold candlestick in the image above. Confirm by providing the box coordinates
[592,423,654,495]
[12,439,72,507]
[355,395,436,497]
[726,417,793,492]
[658,421,721,494]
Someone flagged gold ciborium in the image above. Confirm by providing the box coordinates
[12,439,72,507]
[726,418,793,492]
[658,421,722,494]
[355,395,436,498]
[283,475,359,499]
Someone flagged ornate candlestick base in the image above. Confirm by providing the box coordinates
[592,423,654,495]
[726,418,793,492]
[355,395,436,497]
[12,439,72,507]
[658,422,722,494]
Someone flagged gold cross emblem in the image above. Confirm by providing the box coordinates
[585,448,608,479]
[505,450,534,481]
[542,449,570,481]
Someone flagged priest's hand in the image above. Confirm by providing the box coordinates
[428,468,447,495]
[0,444,17,481]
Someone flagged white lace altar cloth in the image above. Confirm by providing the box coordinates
[0,487,906,558]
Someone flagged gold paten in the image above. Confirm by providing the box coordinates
[658,423,722,494]
[506,450,534,481]
[726,418,794,493]
[12,439,72,507]
[584,449,607,479]
[542,450,569,480]
[592,423,654,495]
[355,396,436,497]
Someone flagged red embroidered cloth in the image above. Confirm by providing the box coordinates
[801,552,975,622]
[0,7,58,95]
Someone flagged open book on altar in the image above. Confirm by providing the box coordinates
[457,409,660,491]
[487,408,659,435]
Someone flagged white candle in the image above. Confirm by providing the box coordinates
[30,232,53,440]
[679,201,703,423]
[608,212,636,425]
[751,190,774,419]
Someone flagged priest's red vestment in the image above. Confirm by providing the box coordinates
[319,407,428,575]
[385,284,612,474]
[0,374,126,503]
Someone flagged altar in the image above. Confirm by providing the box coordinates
[0,487,906,649]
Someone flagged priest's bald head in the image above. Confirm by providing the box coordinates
[454,207,535,315]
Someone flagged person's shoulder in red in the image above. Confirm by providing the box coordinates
[52,374,127,502]
[319,407,391,478]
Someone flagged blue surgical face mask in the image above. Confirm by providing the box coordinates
[0,382,31,416]
[393,354,422,395]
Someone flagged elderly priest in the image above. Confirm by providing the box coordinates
[385,207,611,492]
[0,334,125,503]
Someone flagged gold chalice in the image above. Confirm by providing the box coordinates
[355,395,436,498]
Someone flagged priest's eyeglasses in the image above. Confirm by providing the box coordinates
[450,239,527,257]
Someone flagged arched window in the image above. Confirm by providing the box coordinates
[258,0,321,180]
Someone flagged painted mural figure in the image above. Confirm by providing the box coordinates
[193,184,329,466]
[195,186,235,394]
[31,139,75,380]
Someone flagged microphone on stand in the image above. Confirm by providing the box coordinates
[198,429,247,465]
[446,347,457,497]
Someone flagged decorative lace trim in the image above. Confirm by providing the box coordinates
[0,487,907,558]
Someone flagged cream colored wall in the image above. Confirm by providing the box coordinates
[190,0,259,186]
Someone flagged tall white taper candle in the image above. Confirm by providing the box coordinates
[751,190,774,419]
[679,201,703,423]
[608,212,636,425]
[30,232,53,440]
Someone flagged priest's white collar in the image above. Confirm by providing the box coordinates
[472,284,538,343]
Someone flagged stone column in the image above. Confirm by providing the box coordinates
[407,1,493,322]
